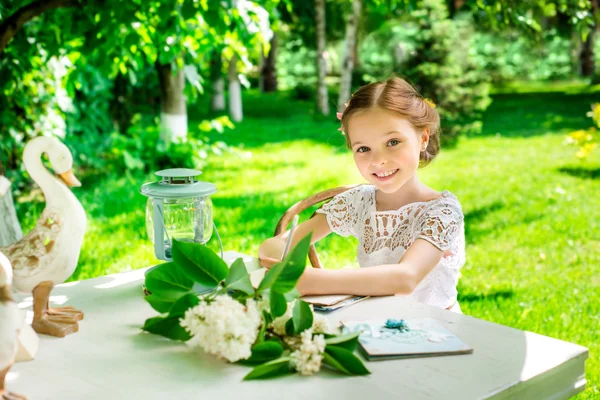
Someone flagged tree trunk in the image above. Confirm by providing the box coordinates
[210,50,225,112]
[0,0,77,54]
[0,176,23,248]
[580,29,595,77]
[261,35,278,92]
[228,55,243,122]
[156,60,187,144]
[337,0,362,112]
[315,0,330,116]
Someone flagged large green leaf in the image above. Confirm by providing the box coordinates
[291,300,313,335]
[225,258,254,295]
[144,262,194,301]
[141,294,200,342]
[322,352,351,375]
[171,240,229,287]
[324,346,370,375]
[257,233,312,294]
[239,340,284,365]
[243,357,292,380]
[270,291,287,318]
[324,332,360,351]
[142,315,191,342]
[144,294,175,314]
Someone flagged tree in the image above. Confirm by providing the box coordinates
[337,0,362,112]
[260,34,278,92]
[315,0,329,116]
[468,0,596,79]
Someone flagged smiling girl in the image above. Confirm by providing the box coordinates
[258,77,465,313]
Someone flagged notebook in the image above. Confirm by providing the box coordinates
[301,294,368,312]
[341,318,473,361]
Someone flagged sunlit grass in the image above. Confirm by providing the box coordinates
[15,83,599,398]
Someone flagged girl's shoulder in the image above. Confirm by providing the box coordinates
[420,190,464,221]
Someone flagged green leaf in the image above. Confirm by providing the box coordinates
[324,332,360,351]
[143,309,187,340]
[324,346,370,375]
[257,233,312,294]
[322,352,352,375]
[225,258,254,295]
[243,357,292,380]
[142,315,191,341]
[169,293,201,315]
[270,291,287,318]
[145,262,194,301]
[144,294,174,314]
[285,317,295,336]
[141,294,200,342]
[239,340,284,365]
[291,300,313,334]
[172,240,229,287]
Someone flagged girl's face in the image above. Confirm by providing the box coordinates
[346,107,428,194]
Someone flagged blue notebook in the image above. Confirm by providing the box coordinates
[341,318,473,360]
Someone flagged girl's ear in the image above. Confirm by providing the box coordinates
[421,128,431,149]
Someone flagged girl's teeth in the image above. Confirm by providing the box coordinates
[375,169,397,177]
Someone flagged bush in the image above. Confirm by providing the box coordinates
[471,30,574,84]
[396,0,491,144]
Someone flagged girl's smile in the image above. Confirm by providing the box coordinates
[372,168,399,180]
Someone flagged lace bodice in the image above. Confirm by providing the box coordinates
[316,185,465,310]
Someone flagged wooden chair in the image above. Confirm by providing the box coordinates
[274,184,362,269]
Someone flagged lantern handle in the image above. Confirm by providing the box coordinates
[213,221,224,259]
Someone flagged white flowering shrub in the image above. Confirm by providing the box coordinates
[141,234,369,380]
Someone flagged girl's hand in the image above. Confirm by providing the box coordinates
[258,255,281,269]
[258,237,284,269]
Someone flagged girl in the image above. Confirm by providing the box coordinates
[258,77,465,313]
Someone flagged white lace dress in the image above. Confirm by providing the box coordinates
[316,185,465,312]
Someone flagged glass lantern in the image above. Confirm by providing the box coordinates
[141,168,222,261]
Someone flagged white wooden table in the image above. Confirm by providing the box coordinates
[10,252,588,400]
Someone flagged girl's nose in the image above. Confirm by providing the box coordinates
[372,154,387,167]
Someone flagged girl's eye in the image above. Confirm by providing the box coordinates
[387,139,400,147]
[356,146,370,153]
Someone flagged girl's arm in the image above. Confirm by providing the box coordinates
[295,238,444,296]
[258,213,332,268]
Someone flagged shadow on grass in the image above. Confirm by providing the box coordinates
[458,289,515,303]
[478,91,598,138]
[557,166,600,180]
[464,202,504,244]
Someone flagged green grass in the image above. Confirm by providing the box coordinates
[16,83,600,398]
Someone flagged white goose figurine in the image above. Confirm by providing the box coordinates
[0,137,87,337]
[0,251,26,400]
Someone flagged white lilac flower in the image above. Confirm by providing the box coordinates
[289,329,326,376]
[312,313,335,334]
[180,295,262,362]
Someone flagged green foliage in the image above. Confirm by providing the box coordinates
[471,29,575,83]
[142,293,200,341]
[141,236,369,379]
[171,239,229,287]
[396,0,491,143]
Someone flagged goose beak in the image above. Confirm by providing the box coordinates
[58,170,82,187]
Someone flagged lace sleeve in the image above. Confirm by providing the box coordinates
[316,186,365,238]
[417,196,464,251]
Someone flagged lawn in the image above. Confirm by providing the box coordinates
[16,82,600,398]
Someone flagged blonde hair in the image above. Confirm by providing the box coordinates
[340,77,441,167]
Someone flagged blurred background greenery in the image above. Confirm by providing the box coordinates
[1,0,599,397]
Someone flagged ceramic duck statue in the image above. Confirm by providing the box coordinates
[0,251,26,400]
[0,137,87,338]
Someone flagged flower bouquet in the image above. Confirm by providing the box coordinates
[141,234,370,380]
